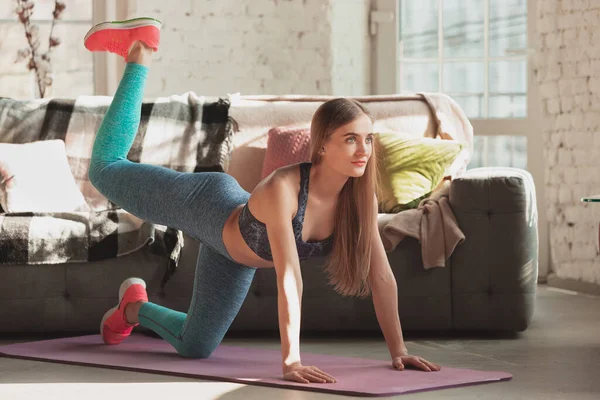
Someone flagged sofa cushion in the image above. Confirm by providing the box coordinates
[377,132,463,213]
[261,126,311,179]
[0,140,89,213]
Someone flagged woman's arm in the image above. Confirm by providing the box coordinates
[265,206,303,368]
[262,175,336,383]
[369,194,441,372]
[368,195,408,359]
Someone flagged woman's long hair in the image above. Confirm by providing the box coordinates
[310,98,381,298]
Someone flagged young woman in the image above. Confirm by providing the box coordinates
[85,17,440,384]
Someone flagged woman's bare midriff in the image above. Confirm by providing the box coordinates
[221,204,276,269]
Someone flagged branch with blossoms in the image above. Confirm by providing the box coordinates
[14,0,66,98]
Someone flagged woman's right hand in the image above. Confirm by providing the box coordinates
[283,362,337,384]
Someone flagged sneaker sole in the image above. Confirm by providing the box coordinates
[99,277,147,337]
[84,17,162,43]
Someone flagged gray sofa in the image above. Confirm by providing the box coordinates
[0,94,538,334]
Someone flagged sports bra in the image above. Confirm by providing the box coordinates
[238,162,334,261]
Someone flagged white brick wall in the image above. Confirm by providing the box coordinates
[127,0,371,98]
[537,0,600,285]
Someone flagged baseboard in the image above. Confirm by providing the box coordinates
[547,274,600,296]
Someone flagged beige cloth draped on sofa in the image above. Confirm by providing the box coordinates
[377,180,466,268]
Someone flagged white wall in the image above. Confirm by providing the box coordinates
[537,0,600,286]
[126,0,371,98]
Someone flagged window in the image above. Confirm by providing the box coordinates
[470,135,527,169]
[372,0,547,278]
[0,0,94,99]
[399,0,528,119]
[396,0,531,171]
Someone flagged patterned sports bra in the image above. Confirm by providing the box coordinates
[237,162,334,261]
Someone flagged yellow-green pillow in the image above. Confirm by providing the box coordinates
[376,132,464,213]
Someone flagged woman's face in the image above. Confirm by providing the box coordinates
[321,114,374,178]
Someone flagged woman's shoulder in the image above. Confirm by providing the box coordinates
[251,163,304,216]
[260,162,305,190]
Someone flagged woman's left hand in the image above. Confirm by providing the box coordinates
[392,355,441,372]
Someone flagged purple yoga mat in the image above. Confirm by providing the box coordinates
[0,334,511,397]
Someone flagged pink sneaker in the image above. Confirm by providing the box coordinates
[100,277,148,345]
[84,17,162,59]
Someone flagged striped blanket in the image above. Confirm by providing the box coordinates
[0,92,234,283]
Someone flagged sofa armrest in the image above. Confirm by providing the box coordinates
[449,167,538,331]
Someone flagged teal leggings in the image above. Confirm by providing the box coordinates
[88,63,257,358]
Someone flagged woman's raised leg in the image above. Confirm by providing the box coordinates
[87,27,248,249]
[88,42,203,239]
[87,19,256,352]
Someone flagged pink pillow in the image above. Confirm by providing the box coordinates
[261,127,312,179]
